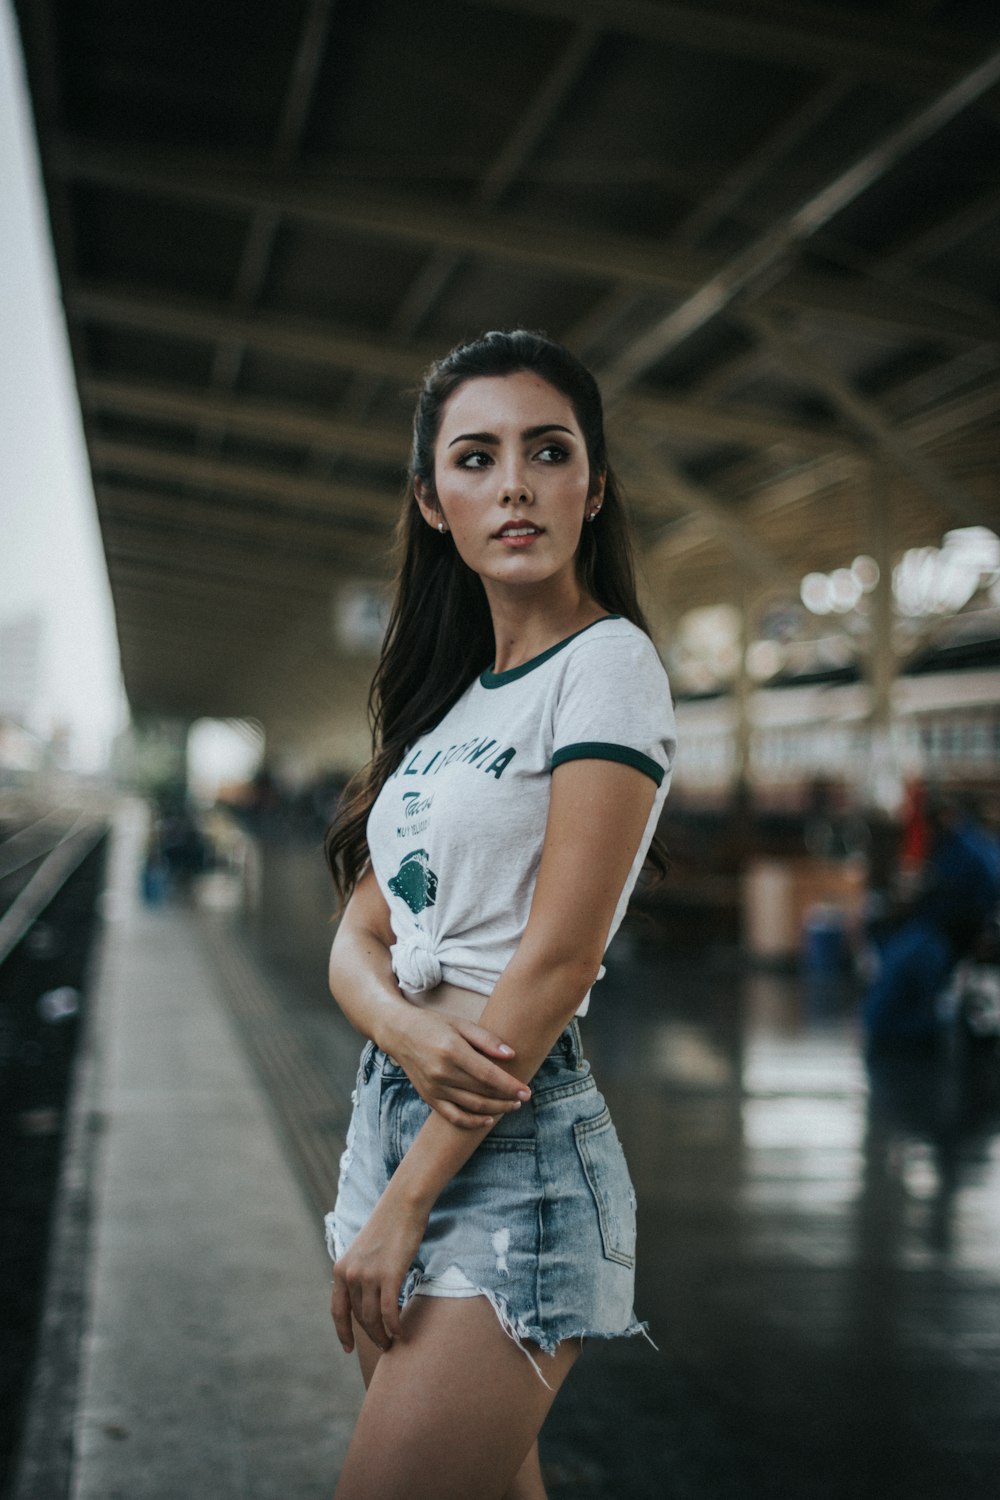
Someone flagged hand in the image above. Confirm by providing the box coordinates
[330,1191,431,1354]
[387,1008,531,1129]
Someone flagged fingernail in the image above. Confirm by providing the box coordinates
[498,1044,514,1056]
[517,1089,531,1100]
[511,1100,521,1109]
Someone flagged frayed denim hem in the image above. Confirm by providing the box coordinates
[325,1210,654,1387]
[324,1210,343,1263]
[401,1265,656,1387]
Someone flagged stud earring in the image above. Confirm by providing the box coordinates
[437,522,447,533]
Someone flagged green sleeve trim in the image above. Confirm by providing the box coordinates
[550,742,664,787]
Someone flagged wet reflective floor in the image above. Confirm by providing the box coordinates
[236,836,1000,1499]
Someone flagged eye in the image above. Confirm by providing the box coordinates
[455,449,493,469]
[535,443,569,463]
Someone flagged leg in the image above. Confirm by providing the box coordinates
[501,1441,547,1500]
[334,1296,579,1500]
[353,1323,545,1498]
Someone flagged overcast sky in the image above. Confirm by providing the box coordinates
[0,0,126,772]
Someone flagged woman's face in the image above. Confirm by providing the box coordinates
[416,371,603,595]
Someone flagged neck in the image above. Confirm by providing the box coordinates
[483,578,605,675]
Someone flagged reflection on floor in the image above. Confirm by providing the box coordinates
[230,836,1000,1500]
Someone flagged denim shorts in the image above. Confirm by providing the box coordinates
[324,1020,651,1377]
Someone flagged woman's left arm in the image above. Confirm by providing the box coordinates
[331,756,658,1352]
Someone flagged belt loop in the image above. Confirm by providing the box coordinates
[362,1041,377,1084]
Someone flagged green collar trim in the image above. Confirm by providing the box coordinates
[480,615,622,689]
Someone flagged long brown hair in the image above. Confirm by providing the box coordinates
[324,329,667,907]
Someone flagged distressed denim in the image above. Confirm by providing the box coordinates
[325,1020,651,1378]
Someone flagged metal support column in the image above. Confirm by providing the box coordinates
[865,463,900,811]
[732,578,754,815]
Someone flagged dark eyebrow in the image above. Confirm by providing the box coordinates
[447,424,575,449]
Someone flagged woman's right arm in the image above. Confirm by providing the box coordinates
[328,867,530,1128]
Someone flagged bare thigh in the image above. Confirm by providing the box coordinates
[335,1297,579,1500]
[353,1323,548,1500]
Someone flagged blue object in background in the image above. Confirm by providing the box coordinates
[141,857,169,906]
[803,904,848,975]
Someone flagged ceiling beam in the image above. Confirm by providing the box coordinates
[655,190,1000,410]
[742,307,992,529]
[670,75,854,253]
[88,437,402,524]
[107,555,329,606]
[70,284,432,383]
[887,183,1000,270]
[369,20,600,360]
[907,378,1000,447]
[50,138,704,283]
[84,372,856,467]
[567,84,855,371]
[81,377,411,465]
[95,485,390,562]
[614,392,855,457]
[198,0,339,440]
[624,437,796,588]
[474,0,980,86]
[99,516,383,585]
[54,146,991,345]
[596,44,1000,400]
[101,531,357,592]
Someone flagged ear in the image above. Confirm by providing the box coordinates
[590,469,606,507]
[413,476,443,529]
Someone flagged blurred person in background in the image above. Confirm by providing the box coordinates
[863,791,1000,1044]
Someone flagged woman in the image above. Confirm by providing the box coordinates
[323,329,676,1500]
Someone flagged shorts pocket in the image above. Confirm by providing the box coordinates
[573,1108,636,1268]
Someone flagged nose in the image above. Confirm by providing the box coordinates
[498,460,534,506]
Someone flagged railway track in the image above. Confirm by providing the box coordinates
[0,812,109,969]
[0,803,110,1500]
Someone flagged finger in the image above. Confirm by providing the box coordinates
[451,1027,532,1100]
[456,1019,516,1060]
[428,1079,521,1113]
[465,1056,531,1100]
[331,1272,354,1353]
[381,1288,402,1342]
[433,1099,497,1129]
[361,1284,391,1351]
[447,1086,524,1116]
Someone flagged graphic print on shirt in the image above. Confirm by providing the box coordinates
[388,848,439,914]
[397,789,434,837]
[393,735,517,781]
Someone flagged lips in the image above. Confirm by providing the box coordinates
[494,522,543,538]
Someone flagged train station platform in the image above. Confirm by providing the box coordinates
[14,798,1000,1500]
[14,801,363,1500]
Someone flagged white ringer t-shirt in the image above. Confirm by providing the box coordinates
[366,615,677,1017]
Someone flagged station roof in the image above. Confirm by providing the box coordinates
[13,0,1000,722]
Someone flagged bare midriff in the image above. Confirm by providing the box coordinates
[407,979,489,1023]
